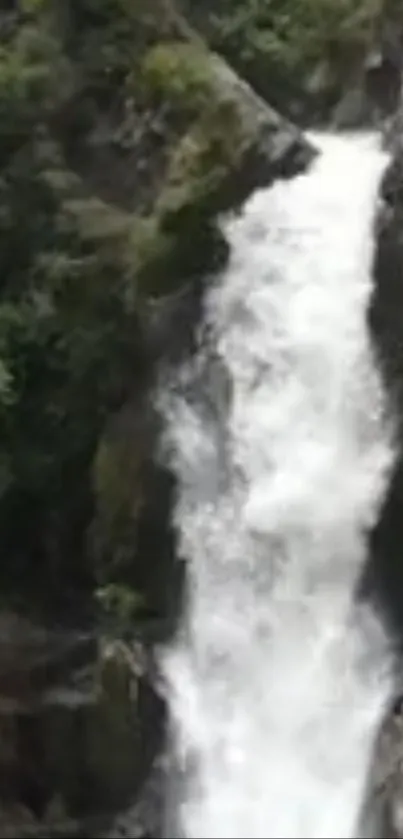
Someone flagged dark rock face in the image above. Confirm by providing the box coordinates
[334,19,403,130]
[360,704,403,839]
[366,121,403,643]
[105,753,168,838]
[0,615,164,838]
[361,102,403,839]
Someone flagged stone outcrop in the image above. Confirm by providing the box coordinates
[360,701,403,839]
[0,613,163,838]
[58,2,314,303]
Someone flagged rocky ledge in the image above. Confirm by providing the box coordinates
[0,612,164,839]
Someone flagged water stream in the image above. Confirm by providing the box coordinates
[159,134,395,838]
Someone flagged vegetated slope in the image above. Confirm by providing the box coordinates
[0,0,396,624]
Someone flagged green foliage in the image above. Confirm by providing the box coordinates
[131,55,254,297]
[184,0,385,115]
[141,41,213,110]
[158,98,248,220]
[67,0,151,94]
[95,583,144,627]
[0,155,135,503]
[0,0,393,614]
[130,215,176,291]
[0,9,142,602]
[0,25,66,156]
[129,204,228,297]
[20,0,48,12]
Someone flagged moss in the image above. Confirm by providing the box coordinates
[63,195,131,244]
[125,67,246,297]
[92,430,146,578]
[127,52,265,298]
[128,210,228,298]
[158,98,250,222]
[20,0,49,14]
[129,216,175,286]
[141,40,213,111]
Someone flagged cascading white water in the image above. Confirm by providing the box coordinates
[158,134,396,839]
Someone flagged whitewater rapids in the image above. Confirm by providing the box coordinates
[158,134,395,838]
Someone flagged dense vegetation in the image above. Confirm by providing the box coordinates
[0,0,148,614]
[0,0,399,622]
[181,0,392,120]
[0,0,229,620]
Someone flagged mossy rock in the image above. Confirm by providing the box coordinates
[128,42,312,298]
[91,421,147,578]
[129,212,228,298]
[140,40,213,112]
[157,97,253,223]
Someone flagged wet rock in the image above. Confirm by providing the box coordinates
[334,18,403,129]
[361,702,403,838]
[366,99,403,641]
[91,396,180,628]
[0,613,164,838]
[106,754,168,839]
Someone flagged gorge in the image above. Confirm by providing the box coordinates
[2,2,403,838]
[158,132,396,838]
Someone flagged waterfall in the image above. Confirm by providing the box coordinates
[158,134,396,839]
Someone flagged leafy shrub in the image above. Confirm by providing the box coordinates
[141,41,213,110]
